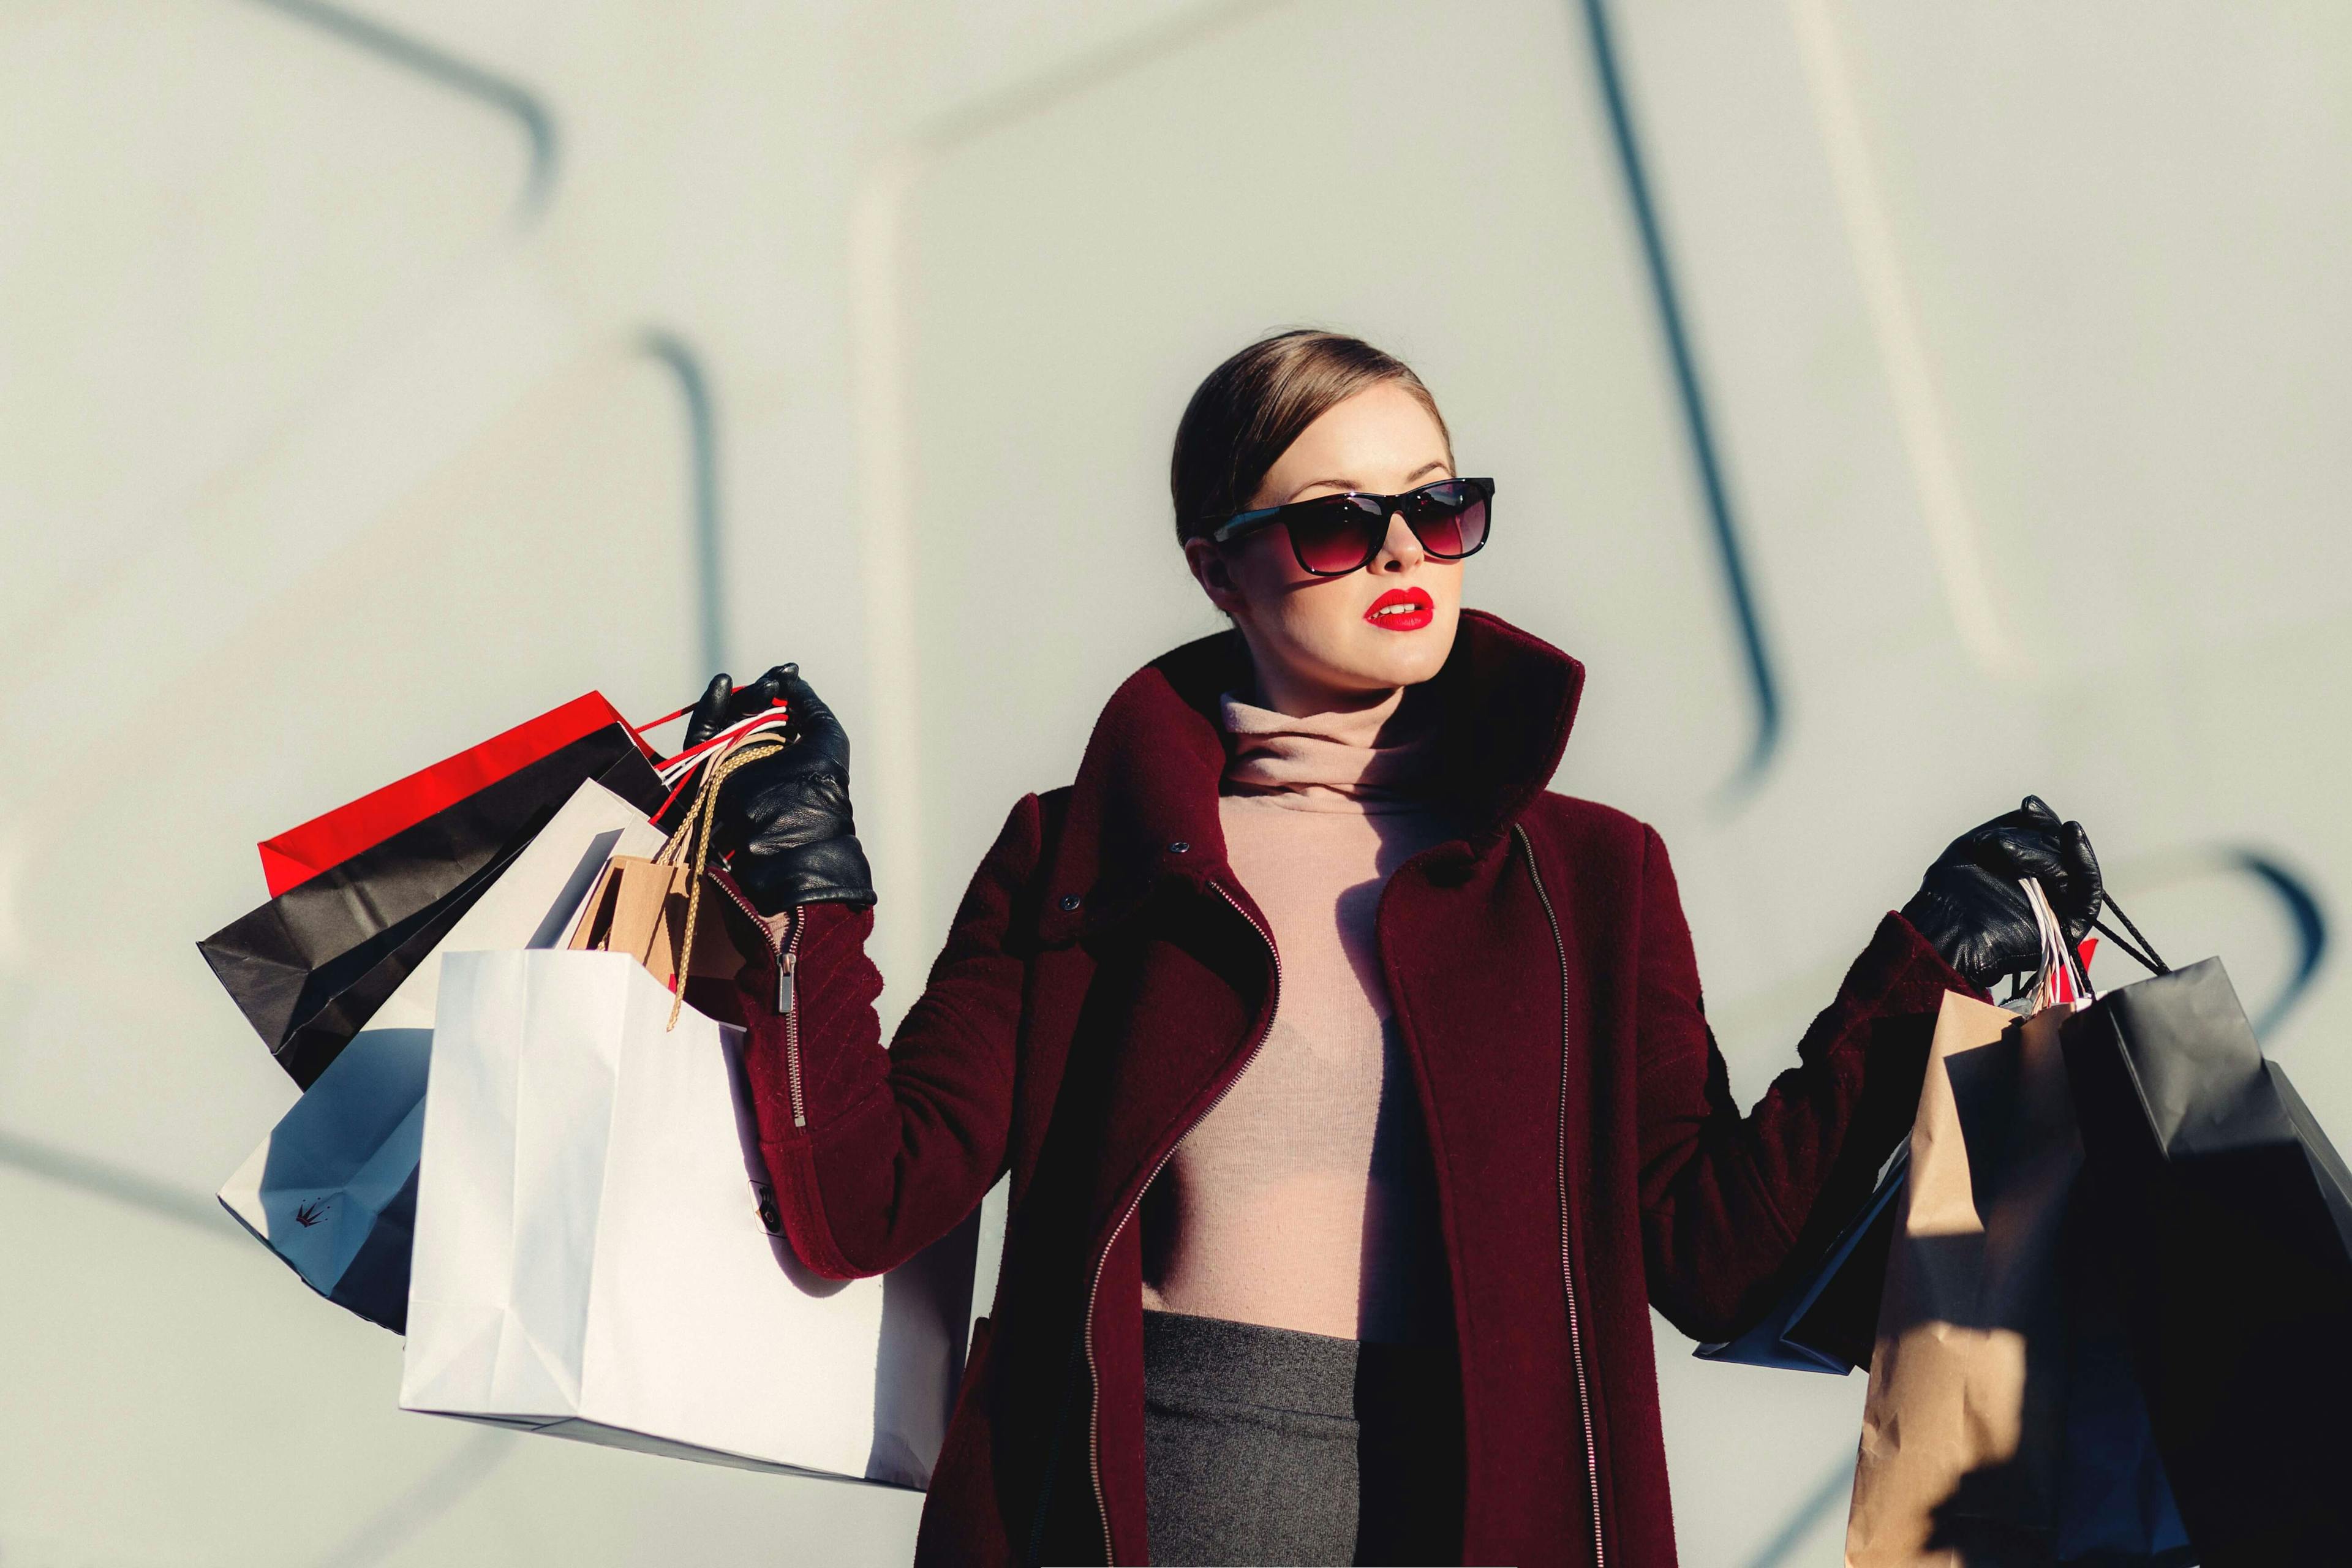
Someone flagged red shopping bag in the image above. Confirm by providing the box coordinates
[258,693,656,896]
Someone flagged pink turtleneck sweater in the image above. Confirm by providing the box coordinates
[1137,686,1459,1344]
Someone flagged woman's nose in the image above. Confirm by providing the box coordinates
[1374,510,1424,570]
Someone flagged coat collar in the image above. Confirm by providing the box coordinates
[1039,609,1586,939]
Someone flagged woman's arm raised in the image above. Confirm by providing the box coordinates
[692,665,1036,1281]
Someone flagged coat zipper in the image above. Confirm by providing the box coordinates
[710,876,807,1128]
[1514,823,1605,1568]
[1081,878,1280,1566]
[781,917,804,1126]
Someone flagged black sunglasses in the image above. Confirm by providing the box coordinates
[1206,477,1494,576]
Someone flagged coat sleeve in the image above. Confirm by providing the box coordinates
[1631,822,1975,1341]
[733,793,1043,1280]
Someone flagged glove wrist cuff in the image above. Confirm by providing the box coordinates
[730,834,876,918]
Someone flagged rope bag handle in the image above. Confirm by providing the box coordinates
[649,730,785,1031]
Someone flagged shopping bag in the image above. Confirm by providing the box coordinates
[1847,882,2086,1567]
[565,855,750,986]
[216,778,665,1330]
[198,722,665,1086]
[399,948,979,1486]
[562,734,778,993]
[2063,951,2352,1562]
[1696,1144,1909,1374]
[257,692,647,897]
[2050,1208,2192,1566]
[565,727,788,1009]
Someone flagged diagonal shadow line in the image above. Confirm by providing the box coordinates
[2103,848,2330,1042]
[1575,0,1783,802]
[311,1428,515,1568]
[846,0,1305,1005]
[639,331,727,681]
[3,1126,517,1562]
[911,0,1303,154]
[2229,848,2329,1039]
[0,1127,242,1238]
[1743,1450,1856,1568]
[0,1126,514,1558]
[239,0,559,218]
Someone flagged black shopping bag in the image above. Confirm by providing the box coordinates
[199,723,665,1087]
[2062,954,2352,1565]
[2053,1183,2194,1566]
[1696,1144,1908,1374]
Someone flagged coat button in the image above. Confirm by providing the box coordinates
[1167,840,1190,854]
[1059,893,1082,911]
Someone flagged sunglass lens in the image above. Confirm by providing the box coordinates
[1287,497,1384,573]
[1404,483,1488,559]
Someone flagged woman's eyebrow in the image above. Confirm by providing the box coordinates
[1283,460,1452,502]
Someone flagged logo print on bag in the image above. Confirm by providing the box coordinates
[293,1197,336,1227]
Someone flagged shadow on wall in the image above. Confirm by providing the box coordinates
[1574,0,1781,799]
[243,0,557,217]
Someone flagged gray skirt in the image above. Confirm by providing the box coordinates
[1140,1309,1464,1567]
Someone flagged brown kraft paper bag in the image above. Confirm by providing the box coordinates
[565,854,744,990]
[1845,989,2084,1567]
[564,733,787,1003]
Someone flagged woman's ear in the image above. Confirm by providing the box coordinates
[1183,536,1246,616]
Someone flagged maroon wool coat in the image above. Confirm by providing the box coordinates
[730,609,1973,1566]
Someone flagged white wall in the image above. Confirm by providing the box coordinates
[2,2,2346,1563]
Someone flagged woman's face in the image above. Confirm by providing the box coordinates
[1183,380,1463,714]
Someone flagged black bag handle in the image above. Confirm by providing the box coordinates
[2094,892,2170,977]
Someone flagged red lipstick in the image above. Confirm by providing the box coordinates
[1363,586,1434,631]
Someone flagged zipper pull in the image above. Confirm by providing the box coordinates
[776,948,796,1015]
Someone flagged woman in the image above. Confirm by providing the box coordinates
[688,331,2101,1566]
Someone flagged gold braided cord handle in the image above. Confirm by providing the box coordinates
[660,735,785,1030]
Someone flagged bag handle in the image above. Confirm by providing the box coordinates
[649,729,785,1031]
[2091,893,2169,977]
[631,699,793,788]
[654,707,792,789]
[2021,876,2092,1009]
[2015,880,2173,1004]
[631,700,698,737]
[636,703,793,827]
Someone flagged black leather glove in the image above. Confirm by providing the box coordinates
[684,663,876,916]
[1899,794,2102,992]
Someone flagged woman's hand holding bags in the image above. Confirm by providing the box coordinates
[687,663,876,915]
[1901,794,2103,990]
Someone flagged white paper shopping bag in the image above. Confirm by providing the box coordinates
[400,948,978,1487]
[217,778,665,1329]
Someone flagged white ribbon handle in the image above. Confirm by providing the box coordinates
[656,707,794,787]
[2020,876,2092,1011]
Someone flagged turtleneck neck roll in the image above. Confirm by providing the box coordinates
[1217,685,1443,813]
